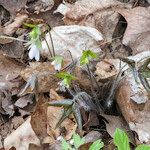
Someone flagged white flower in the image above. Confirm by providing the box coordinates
[69,139,74,145]
[28,44,40,61]
[51,60,62,71]
[51,55,63,71]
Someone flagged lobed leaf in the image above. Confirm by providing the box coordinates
[72,103,82,132]
[89,139,104,150]
[80,50,97,66]
[56,72,76,88]
[114,128,130,150]
[62,139,72,150]
[135,144,150,150]
[73,133,85,149]
[48,99,73,107]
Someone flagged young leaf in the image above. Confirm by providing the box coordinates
[62,139,72,150]
[135,144,150,150]
[56,72,76,88]
[73,133,85,149]
[89,139,104,150]
[24,23,36,28]
[138,58,150,79]
[114,128,130,150]
[72,102,82,132]
[51,55,64,71]
[29,25,42,48]
[48,99,73,107]
[80,50,97,66]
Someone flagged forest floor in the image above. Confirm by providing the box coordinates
[0,0,150,150]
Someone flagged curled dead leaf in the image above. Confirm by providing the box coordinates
[115,6,150,55]
[56,0,131,41]
[3,14,28,36]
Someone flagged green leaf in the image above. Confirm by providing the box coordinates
[135,144,150,150]
[56,72,76,88]
[73,133,85,149]
[28,25,42,49]
[114,128,130,150]
[89,139,104,150]
[62,139,72,150]
[48,99,73,107]
[80,50,97,66]
[35,38,42,49]
[72,103,82,132]
[24,23,36,28]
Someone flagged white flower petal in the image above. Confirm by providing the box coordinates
[51,61,62,71]
[29,45,37,59]
[28,44,40,61]
[55,63,61,71]
[34,49,40,61]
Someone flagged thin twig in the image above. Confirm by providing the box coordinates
[0,35,28,42]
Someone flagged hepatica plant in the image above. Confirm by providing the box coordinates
[114,128,150,150]
[80,50,97,66]
[25,23,42,61]
[56,72,76,88]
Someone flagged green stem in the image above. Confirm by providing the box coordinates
[43,36,52,57]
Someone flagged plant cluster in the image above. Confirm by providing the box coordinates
[61,128,150,150]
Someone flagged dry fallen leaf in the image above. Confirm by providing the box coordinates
[0,0,27,18]
[20,61,92,93]
[56,0,131,41]
[0,53,24,88]
[20,62,59,93]
[31,94,48,143]
[15,94,34,108]
[3,13,28,36]
[4,117,40,150]
[117,76,150,144]
[95,59,120,81]
[116,6,150,55]
[41,25,103,59]
[27,0,54,14]
[0,53,25,116]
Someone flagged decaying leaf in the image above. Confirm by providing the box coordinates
[0,54,25,116]
[56,0,131,41]
[20,62,59,93]
[0,53,24,89]
[95,59,121,81]
[0,89,14,116]
[31,94,48,143]
[3,14,28,36]
[4,117,40,150]
[0,0,27,18]
[117,75,150,144]
[20,61,92,93]
[116,6,150,54]
[15,94,34,108]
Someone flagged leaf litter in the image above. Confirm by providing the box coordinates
[0,0,150,149]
